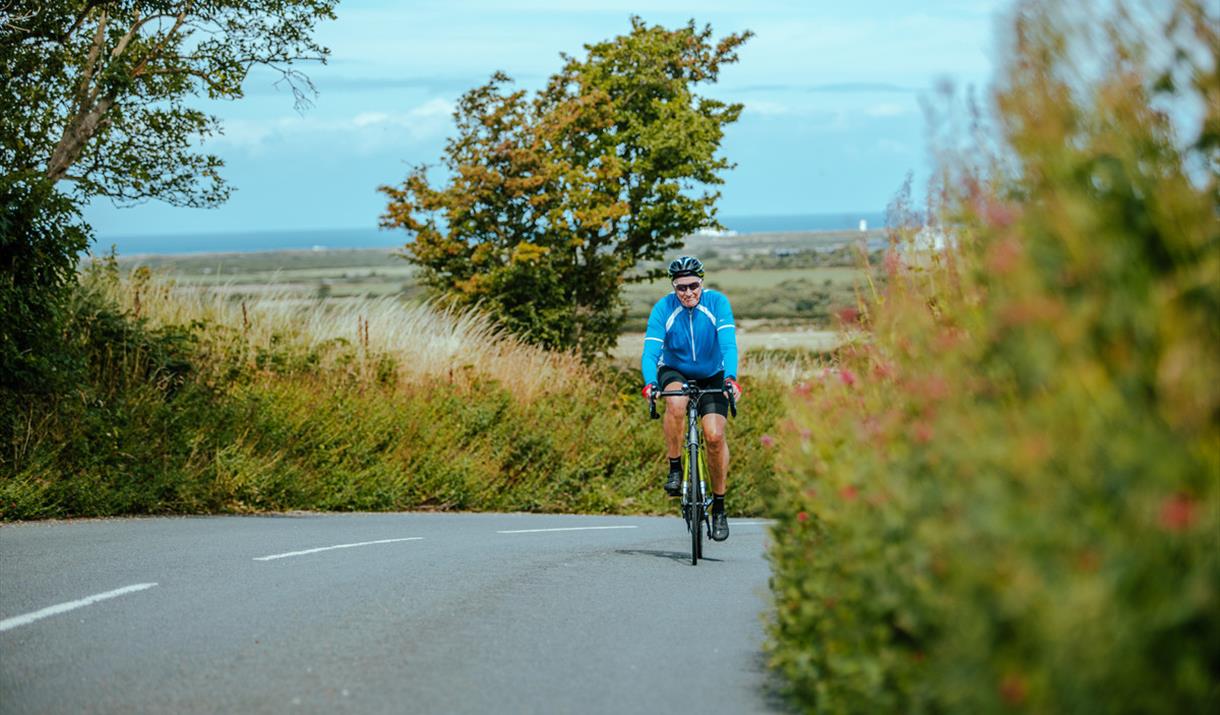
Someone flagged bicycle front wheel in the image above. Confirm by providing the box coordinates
[689,445,702,565]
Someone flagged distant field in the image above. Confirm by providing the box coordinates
[613,325,840,364]
[114,229,882,331]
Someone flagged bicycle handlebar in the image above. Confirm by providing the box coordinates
[648,384,737,419]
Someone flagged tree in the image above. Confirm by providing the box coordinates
[380,18,751,357]
[1,0,337,206]
[0,1,336,390]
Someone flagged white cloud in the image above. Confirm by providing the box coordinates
[211,99,456,154]
[865,102,913,117]
[408,98,455,119]
[352,111,391,127]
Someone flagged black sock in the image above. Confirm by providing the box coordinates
[669,457,682,473]
[712,493,726,514]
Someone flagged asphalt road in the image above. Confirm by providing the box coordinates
[0,512,787,714]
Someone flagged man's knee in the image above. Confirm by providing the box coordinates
[704,426,726,448]
[665,397,686,417]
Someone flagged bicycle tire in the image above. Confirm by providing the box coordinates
[689,442,702,565]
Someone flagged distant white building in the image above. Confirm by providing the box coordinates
[694,226,738,237]
[859,219,868,232]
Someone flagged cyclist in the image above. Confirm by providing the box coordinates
[641,255,741,542]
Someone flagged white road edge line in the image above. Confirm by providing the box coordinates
[497,526,639,534]
[253,537,423,561]
[0,583,159,633]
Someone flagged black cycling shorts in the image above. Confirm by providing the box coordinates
[656,367,729,418]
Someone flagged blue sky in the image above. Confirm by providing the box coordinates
[84,0,1009,239]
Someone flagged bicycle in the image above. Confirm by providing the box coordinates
[649,383,737,565]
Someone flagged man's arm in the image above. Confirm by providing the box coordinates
[716,294,738,379]
[641,299,667,385]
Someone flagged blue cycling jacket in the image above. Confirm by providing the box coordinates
[641,288,738,384]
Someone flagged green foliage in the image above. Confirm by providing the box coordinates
[1,1,337,206]
[1,274,783,520]
[0,171,90,391]
[0,0,335,431]
[380,18,751,358]
[766,1,1219,712]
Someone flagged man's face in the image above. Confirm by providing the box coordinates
[673,277,703,307]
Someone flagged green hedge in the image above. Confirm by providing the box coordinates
[765,2,1219,712]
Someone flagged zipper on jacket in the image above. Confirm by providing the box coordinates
[688,311,697,362]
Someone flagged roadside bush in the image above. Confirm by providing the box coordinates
[766,2,1218,713]
[2,266,782,520]
[0,172,90,393]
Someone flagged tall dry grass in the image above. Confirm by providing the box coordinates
[116,268,588,401]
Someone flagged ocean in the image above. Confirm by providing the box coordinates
[100,211,888,256]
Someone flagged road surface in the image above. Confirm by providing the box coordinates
[0,512,787,714]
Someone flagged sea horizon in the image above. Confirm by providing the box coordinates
[97,211,888,256]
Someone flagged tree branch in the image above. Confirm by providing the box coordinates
[129,6,191,79]
[61,1,108,46]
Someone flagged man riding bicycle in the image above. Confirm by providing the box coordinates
[641,255,741,542]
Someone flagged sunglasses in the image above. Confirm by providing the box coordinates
[673,281,702,293]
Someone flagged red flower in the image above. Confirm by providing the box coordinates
[836,306,860,324]
[797,511,809,523]
[839,368,857,388]
[1000,674,1028,705]
[839,485,858,501]
[1159,493,1198,532]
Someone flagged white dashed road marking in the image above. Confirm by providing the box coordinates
[0,583,159,633]
[253,537,424,561]
[497,526,639,534]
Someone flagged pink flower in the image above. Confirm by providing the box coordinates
[760,434,776,448]
[1159,493,1198,532]
[836,306,860,324]
[839,368,857,388]
[913,421,934,444]
[883,249,902,275]
[984,198,1019,228]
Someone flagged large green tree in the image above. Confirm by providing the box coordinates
[0,1,336,390]
[380,18,750,357]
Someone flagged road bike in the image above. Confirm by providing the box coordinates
[650,383,736,565]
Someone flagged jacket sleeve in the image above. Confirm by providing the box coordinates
[716,294,738,380]
[640,299,666,384]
